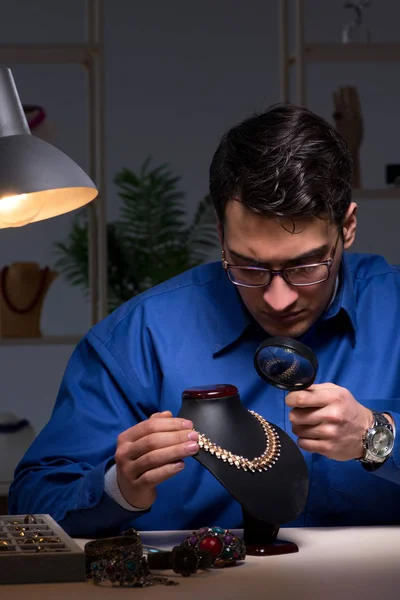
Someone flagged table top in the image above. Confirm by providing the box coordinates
[2,527,400,599]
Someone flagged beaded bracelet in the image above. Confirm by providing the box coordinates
[85,535,177,587]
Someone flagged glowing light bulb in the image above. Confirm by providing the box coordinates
[0,192,43,227]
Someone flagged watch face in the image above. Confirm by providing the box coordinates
[371,426,394,458]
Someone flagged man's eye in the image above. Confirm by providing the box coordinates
[288,266,320,277]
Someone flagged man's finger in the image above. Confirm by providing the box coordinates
[286,389,325,409]
[297,437,336,458]
[289,406,323,425]
[126,429,199,461]
[119,417,194,444]
[128,441,199,479]
[286,385,338,409]
[291,423,337,440]
[134,461,186,489]
[150,411,173,419]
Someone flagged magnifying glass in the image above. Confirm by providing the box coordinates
[254,336,318,391]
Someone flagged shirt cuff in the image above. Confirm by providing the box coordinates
[104,464,151,511]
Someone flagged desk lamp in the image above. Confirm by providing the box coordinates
[0,66,98,487]
[0,66,97,227]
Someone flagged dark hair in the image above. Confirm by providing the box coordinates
[209,103,353,228]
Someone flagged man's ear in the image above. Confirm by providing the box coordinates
[342,202,357,250]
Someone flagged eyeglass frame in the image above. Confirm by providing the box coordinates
[222,231,341,288]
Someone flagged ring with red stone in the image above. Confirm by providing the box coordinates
[182,526,246,567]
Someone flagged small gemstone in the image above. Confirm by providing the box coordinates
[211,526,225,535]
[224,534,233,544]
[106,564,116,575]
[91,562,99,570]
[125,560,136,572]
[198,527,209,535]
[221,546,234,559]
[188,535,197,546]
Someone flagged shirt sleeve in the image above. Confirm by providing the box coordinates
[8,309,160,538]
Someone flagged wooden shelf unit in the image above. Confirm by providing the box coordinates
[0,1,108,343]
[288,42,400,65]
[279,0,400,201]
[0,336,81,346]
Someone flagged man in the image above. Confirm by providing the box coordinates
[9,104,400,537]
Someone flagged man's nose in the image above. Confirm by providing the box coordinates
[262,274,299,312]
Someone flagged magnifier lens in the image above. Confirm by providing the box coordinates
[254,336,318,391]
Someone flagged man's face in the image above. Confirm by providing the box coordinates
[221,201,356,339]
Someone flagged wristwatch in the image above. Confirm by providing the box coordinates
[359,411,395,468]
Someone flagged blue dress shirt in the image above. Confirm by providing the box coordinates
[8,252,400,537]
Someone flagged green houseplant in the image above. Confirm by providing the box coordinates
[53,158,220,313]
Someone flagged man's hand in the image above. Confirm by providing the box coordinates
[286,383,373,461]
[115,411,198,509]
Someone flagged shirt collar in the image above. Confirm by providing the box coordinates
[321,252,357,344]
[213,252,357,355]
[213,267,255,355]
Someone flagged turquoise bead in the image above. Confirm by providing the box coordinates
[211,526,225,535]
[125,560,136,572]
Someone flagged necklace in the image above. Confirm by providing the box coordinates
[261,348,301,383]
[1,266,49,314]
[197,410,281,473]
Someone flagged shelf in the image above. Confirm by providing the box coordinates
[0,43,99,65]
[289,43,400,64]
[352,188,400,199]
[0,335,82,346]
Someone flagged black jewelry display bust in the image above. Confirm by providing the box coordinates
[178,384,309,556]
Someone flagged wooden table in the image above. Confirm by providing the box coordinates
[1,527,400,599]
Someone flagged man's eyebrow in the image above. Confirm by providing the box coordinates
[228,244,330,266]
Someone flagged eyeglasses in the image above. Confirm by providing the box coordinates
[222,233,340,288]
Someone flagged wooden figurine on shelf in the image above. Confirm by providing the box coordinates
[333,85,363,189]
[342,1,371,44]
[0,262,58,338]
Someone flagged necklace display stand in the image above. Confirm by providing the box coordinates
[178,336,319,556]
[0,262,57,338]
[178,383,309,556]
